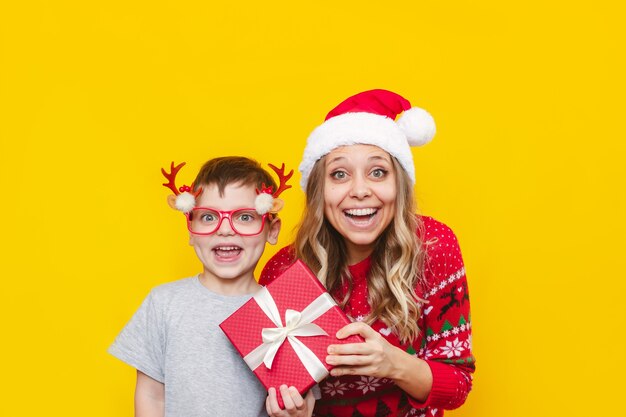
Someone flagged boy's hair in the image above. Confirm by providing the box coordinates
[192,156,278,197]
[294,156,427,344]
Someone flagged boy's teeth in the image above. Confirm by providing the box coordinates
[345,208,376,216]
[215,246,239,251]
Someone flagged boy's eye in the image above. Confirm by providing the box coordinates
[235,211,257,222]
[199,212,218,222]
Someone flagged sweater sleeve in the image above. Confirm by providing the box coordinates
[259,245,296,286]
[408,217,475,410]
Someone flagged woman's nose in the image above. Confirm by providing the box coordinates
[349,175,372,199]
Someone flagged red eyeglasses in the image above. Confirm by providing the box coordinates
[186,207,270,236]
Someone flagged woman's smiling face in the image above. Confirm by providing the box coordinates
[323,144,397,264]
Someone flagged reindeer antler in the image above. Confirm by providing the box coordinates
[267,163,293,198]
[254,163,293,215]
[161,162,186,195]
[161,161,201,213]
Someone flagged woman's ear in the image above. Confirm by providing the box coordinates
[266,217,282,245]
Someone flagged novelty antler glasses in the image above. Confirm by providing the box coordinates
[161,161,293,236]
[186,208,269,236]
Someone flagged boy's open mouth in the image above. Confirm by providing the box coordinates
[213,245,242,258]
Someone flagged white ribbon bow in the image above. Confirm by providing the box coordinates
[243,287,336,383]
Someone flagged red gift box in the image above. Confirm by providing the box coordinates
[219,259,363,406]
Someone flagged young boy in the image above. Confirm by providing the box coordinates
[108,156,290,417]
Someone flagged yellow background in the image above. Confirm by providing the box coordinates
[1,1,624,416]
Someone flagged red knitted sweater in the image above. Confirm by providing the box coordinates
[259,216,475,417]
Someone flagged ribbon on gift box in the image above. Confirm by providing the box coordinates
[243,286,336,382]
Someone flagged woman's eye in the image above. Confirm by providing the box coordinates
[331,171,347,180]
[371,168,387,179]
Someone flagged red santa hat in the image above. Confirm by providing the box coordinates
[299,89,435,188]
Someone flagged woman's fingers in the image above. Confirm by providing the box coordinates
[329,323,386,358]
[330,363,379,377]
[326,352,373,366]
[328,341,374,355]
[335,321,379,339]
[325,321,399,379]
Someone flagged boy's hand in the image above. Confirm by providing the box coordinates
[266,385,315,417]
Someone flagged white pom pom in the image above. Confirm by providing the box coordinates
[396,107,436,146]
[255,193,274,215]
[175,192,196,213]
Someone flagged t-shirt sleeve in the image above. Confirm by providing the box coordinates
[108,290,166,383]
[409,218,475,410]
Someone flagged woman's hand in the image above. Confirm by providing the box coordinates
[326,321,433,401]
[325,321,401,379]
[266,385,315,417]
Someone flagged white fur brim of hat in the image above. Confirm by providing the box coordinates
[299,109,435,189]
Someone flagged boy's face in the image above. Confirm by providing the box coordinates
[189,182,280,293]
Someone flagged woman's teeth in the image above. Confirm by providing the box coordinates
[345,208,377,217]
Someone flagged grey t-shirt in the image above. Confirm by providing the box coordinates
[109,277,268,417]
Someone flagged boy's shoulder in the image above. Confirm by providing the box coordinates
[147,276,198,303]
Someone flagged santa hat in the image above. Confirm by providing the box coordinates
[299,89,435,188]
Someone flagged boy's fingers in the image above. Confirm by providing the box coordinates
[288,386,304,409]
[305,389,317,408]
[266,387,278,415]
[279,384,295,410]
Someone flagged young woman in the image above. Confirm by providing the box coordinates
[263,89,475,417]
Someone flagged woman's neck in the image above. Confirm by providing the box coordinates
[346,243,374,266]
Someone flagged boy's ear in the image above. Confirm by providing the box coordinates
[167,195,178,210]
[266,217,281,245]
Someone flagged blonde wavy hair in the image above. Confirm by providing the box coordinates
[294,155,427,343]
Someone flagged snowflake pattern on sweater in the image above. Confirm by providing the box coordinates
[260,216,475,417]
